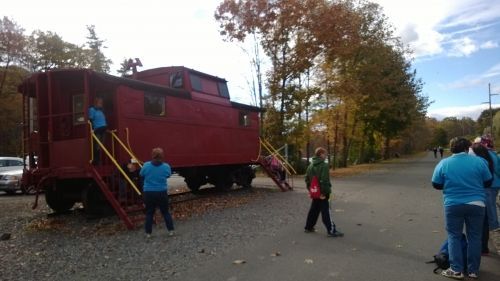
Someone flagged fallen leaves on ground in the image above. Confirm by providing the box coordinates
[171,190,263,220]
[26,218,68,232]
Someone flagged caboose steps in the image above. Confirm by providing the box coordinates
[258,157,293,192]
[89,165,144,229]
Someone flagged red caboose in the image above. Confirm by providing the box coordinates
[19,66,264,228]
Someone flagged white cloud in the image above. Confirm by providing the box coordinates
[481,41,499,49]
[428,103,500,120]
[374,0,500,59]
[447,63,500,89]
[447,37,478,57]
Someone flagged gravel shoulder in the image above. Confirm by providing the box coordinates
[0,182,305,281]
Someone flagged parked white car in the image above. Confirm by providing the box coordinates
[0,157,24,195]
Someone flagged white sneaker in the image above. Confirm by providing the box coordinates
[441,268,464,280]
[468,273,478,279]
[168,231,175,237]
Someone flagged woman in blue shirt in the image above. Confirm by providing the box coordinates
[88,97,107,165]
[140,147,174,237]
[432,137,491,279]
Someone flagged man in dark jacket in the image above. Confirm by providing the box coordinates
[304,147,344,237]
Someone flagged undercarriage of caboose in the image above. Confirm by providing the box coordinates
[18,68,292,229]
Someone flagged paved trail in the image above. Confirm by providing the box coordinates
[178,152,500,281]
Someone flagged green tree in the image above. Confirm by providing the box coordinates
[85,25,112,73]
[0,16,26,95]
[0,66,28,155]
[432,127,448,147]
[23,30,86,71]
[477,108,500,136]
[117,58,132,77]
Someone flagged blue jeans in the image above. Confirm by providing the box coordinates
[445,204,485,274]
[485,188,499,230]
[144,191,174,234]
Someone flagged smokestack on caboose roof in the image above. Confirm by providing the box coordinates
[127,58,143,79]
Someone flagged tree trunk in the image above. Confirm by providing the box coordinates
[0,60,12,96]
[383,137,391,159]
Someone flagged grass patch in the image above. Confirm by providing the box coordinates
[331,151,427,178]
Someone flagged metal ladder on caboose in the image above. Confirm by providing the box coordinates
[257,138,295,191]
[88,123,145,229]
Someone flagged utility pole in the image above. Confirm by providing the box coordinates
[488,83,499,138]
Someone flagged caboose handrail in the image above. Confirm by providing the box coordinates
[260,138,297,175]
[88,121,94,164]
[88,122,142,195]
[109,130,143,168]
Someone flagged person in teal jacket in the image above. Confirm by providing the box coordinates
[88,96,107,165]
[478,137,500,233]
[304,147,343,237]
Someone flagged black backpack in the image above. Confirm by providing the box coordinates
[426,234,467,274]
[426,252,449,273]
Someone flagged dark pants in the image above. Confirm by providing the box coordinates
[92,126,106,165]
[305,197,336,233]
[144,191,174,234]
[482,211,489,253]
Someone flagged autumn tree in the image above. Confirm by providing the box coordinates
[215,0,358,147]
[215,0,429,168]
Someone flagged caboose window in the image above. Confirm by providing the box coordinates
[72,95,85,125]
[218,82,229,98]
[239,111,251,127]
[170,72,183,88]
[144,92,165,116]
[190,74,202,92]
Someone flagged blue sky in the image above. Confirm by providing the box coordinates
[374,0,500,120]
[3,0,500,120]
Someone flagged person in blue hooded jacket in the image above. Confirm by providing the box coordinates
[140,147,174,237]
[432,137,491,279]
[88,96,107,165]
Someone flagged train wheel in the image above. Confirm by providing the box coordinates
[214,173,234,191]
[82,183,112,216]
[235,166,255,188]
[185,177,203,193]
[45,184,75,213]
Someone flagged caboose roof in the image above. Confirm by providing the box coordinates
[93,71,191,99]
[137,66,228,82]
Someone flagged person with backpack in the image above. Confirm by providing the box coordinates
[431,137,492,279]
[304,147,343,237]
